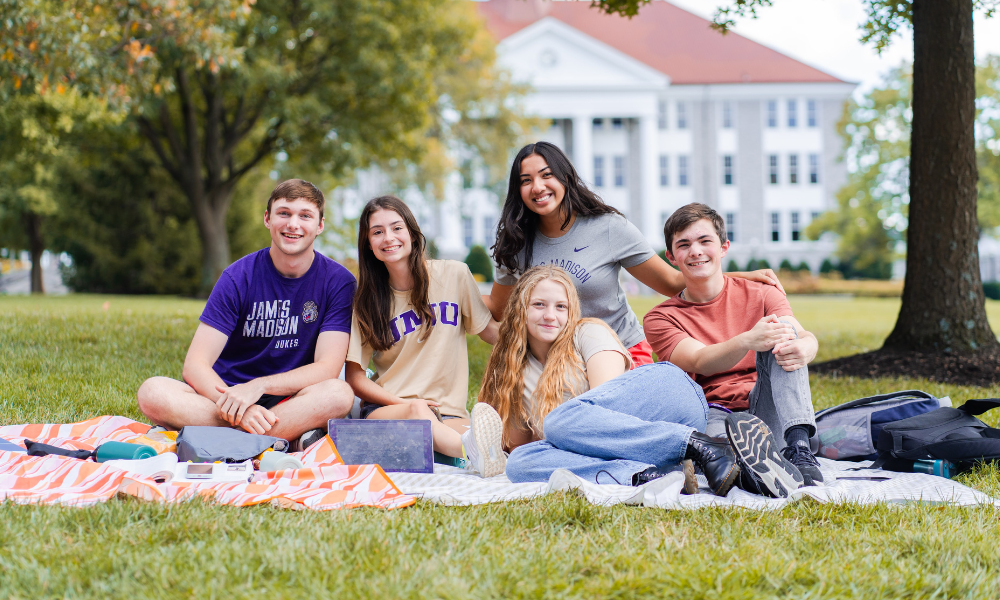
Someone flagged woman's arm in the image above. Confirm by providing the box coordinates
[727,269,786,294]
[585,350,629,390]
[624,255,686,296]
[344,362,439,408]
[483,282,514,322]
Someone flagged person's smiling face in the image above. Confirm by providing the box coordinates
[525,278,570,346]
[265,198,324,257]
[519,153,567,220]
[367,209,413,265]
[667,218,730,280]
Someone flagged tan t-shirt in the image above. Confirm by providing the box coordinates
[522,321,631,436]
[347,260,492,417]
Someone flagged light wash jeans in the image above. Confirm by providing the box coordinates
[505,362,708,485]
[704,349,817,451]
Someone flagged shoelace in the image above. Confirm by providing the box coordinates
[783,442,819,466]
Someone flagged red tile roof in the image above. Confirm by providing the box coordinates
[477,0,846,85]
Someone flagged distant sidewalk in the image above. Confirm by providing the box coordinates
[0,267,68,295]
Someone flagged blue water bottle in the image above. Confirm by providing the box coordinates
[911,459,954,478]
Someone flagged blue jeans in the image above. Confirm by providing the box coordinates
[505,362,708,485]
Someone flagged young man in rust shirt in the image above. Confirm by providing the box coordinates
[643,203,823,493]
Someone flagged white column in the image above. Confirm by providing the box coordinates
[435,171,467,258]
[572,115,594,187]
[638,114,662,247]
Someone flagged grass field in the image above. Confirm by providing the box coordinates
[3,294,1000,598]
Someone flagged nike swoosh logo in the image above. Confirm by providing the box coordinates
[574,246,589,252]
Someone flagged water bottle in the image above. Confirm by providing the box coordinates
[911,459,954,478]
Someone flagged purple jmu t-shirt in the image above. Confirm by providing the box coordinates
[199,248,356,386]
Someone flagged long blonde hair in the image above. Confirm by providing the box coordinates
[478,264,622,445]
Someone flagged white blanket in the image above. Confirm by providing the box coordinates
[390,458,1000,508]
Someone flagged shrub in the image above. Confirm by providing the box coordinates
[820,258,837,274]
[779,259,795,272]
[747,258,771,271]
[796,261,812,273]
[984,282,1000,300]
[726,260,740,273]
[464,245,493,282]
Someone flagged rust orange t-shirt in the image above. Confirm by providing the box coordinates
[642,278,792,411]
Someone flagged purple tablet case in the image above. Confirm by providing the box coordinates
[327,419,434,473]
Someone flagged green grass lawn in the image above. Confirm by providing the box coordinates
[3,294,1000,599]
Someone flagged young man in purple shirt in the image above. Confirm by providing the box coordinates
[137,179,356,449]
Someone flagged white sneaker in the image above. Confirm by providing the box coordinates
[462,403,506,478]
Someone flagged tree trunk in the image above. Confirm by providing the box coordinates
[883,0,998,354]
[24,212,45,295]
[192,192,233,298]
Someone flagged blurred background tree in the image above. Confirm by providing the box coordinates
[1,0,533,295]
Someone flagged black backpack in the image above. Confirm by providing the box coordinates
[873,399,1000,472]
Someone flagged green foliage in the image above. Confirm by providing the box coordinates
[746,258,771,271]
[820,258,837,274]
[463,245,493,283]
[978,55,1000,233]
[657,249,679,270]
[778,259,795,272]
[726,259,740,273]
[984,282,1000,301]
[796,261,812,273]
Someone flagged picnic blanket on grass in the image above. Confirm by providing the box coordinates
[0,416,414,510]
[392,458,1000,509]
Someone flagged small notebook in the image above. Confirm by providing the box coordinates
[328,419,433,473]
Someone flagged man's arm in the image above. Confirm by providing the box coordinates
[215,330,350,425]
[770,315,819,372]
[181,323,231,401]
[668,315,797,376]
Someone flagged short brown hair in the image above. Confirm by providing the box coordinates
[267,179,325,219]
[663,202,727,252]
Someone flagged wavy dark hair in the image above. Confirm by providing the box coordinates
[355,196,434,352]
[492,141,622,276]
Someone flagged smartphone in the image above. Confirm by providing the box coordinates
[186,464,214,479]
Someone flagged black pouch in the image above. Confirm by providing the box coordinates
[176,426,288,463]
[24,439,94,460]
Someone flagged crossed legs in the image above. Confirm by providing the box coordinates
[136,376,354,441]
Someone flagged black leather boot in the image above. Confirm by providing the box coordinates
[685,431,740,496]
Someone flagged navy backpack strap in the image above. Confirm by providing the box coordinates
[958,399,1000,416]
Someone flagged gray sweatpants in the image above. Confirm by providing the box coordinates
[705,349,817,451]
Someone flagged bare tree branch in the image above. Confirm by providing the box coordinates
[136,116,181,182]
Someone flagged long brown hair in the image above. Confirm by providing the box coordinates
[478,264,624,445]
[354,196,435,352]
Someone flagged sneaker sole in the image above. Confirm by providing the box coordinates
[470,404,506,478]
[725,413,803,498]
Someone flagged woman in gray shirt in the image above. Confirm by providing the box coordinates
[487,141,781,366]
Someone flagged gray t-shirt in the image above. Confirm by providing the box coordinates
[494,213,655,348]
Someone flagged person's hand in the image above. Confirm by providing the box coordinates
[729,269,786,294]
[772,338,811,372]
[238,404,279,434]
[215,381,264,426]
[742,315,796,352]
[408,398,440,409]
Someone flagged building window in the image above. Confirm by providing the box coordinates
[788,154,799,184]
[594,156,605,187]
[677,102,688,129]
[809,154,820,184]
[787,99,797,128]
[659,155,669,187]
[768,155,779,185]
[678,155,689,186]
[722,101,733,129]
[722,155,734,185]
[771,212,780,242]
[807,100,817,127]
[483,216,496,242]
[811,211,821,222]
[767,100,777,128]
[614,155,625,187]
[791,211,801,241]
[657,101,667,130]
[725,212,736,242]
[612,118,624,130]
[462,217,473,249]
[593,117,603,129]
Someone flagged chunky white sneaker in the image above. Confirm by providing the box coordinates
[461,403,506,478]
